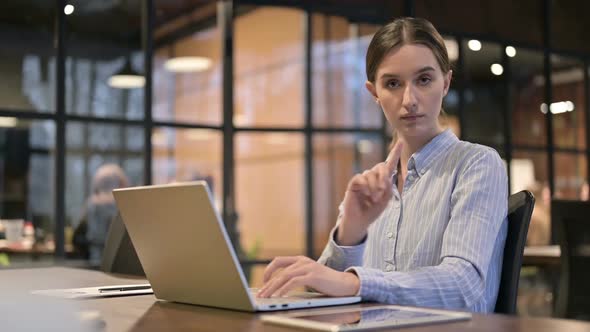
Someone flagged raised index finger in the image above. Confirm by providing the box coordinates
[385,141,403,175]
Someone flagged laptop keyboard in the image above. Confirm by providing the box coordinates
[250,289,327,304]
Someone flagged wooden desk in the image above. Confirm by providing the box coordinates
[2,267,590,332]
[523,245,561,266]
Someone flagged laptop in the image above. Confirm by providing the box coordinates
[101,213,145,277]
[112,181,361,312]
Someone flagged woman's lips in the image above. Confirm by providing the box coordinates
[400,114,424,121]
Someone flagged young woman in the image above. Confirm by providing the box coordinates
[257,17,508,313]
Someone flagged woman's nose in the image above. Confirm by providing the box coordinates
[402,85,417,110]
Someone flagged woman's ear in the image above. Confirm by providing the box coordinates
[365,80,378,101]
[443,70,453,96]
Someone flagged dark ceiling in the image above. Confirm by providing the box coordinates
[1,0,590,60]
[0,0,216,58]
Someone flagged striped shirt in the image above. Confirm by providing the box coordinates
[318,129,508,313]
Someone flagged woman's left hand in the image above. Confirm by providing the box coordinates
[257,256,360,298]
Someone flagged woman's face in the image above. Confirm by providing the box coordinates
[366,44,452,141]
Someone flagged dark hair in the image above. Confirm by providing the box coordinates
[366,17,450,83]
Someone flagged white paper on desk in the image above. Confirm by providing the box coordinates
[31,284,153,299]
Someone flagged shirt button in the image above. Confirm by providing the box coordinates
[386,232,394,238]
[385,264,393,272]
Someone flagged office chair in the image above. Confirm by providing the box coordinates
[494,190,535,314]
[553,200,590,320]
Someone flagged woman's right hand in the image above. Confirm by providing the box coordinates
[337,142,403,246]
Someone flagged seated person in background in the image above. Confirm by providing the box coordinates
[79,164,129,267]
[257,17,508,313]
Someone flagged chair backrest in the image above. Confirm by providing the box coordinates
[494,190,535,314]
[552,200,590,319]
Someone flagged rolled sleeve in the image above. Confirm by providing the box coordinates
[317,226,366,272]
[346,257,486,309]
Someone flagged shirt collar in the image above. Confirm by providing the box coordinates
[408,129,459,177]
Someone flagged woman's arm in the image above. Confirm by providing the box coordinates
[316,221,367,272]
[317,143,404,271]
[258,146,507,312]
[348,147,508,312]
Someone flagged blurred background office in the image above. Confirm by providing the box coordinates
[1,0,590,319]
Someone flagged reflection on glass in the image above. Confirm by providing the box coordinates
[65,55,144,119]
[65,122,144,237]
[235,7,304,127]
[512,150,549,246]
[153,3,220,124]
[442,36,460,137]
[511,48,545,147]
[247,264,267,288]
[152,127,222,202]
[0,2,55,112]
[65,1,143,119]
[551,55,586,149]
[416,0,542,48]
[313,134,383,257]
[463,41,505,145]
[551,2,590,54]
[312,15,381,128]
[0,120,55,255]
[511,151,548,195]
[442,88,460,138]
[554,152,587,200]
[359,23,380,37]
[235,133,305,259]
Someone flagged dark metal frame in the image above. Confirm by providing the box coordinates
[303,8,314,258]
[220,0,239,252]
[502,41,513,193]
[585,59,590,188]
[143,0,154,186]
[54,0,66,259]
[1,0,589,261]
[542,0,555,196]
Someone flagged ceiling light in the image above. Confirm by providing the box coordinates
[64,4,74,15]
[164,57,212,73]
[108,75,145,89]
[540,103,548,114]
[491,63,504,76]
[505,46,516,57]
[444,38,458,62]
[468,40,482,51]
[0,117,17,127]
[108,59,144,89]
[540,101,575,114]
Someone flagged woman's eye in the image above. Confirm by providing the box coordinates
[386,80,400,88]
[418,76,432,85]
